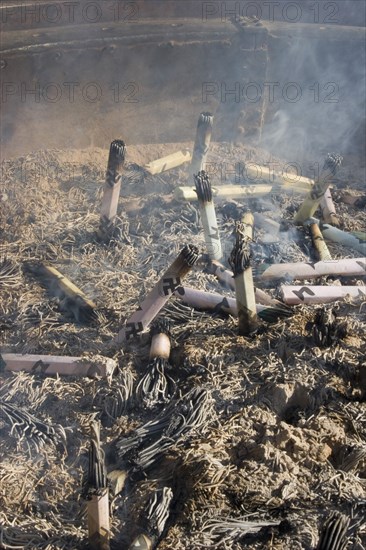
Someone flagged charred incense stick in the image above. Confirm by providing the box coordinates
[295,153,343,224]
[229,220,258,334]
[190,112,213,175]
[304,219,332,261]
[321,224,366,256]
[194,171,222,261]
[87,422,110,550]
[25,262,97,323]
[136,319,176,408]
[174,286,291,322]
[144,150,191,175]
[316,512,350,550]
[1,353,116,378]
[320,187,339,226]
[258,257,366,283]
[99,139,126,239]
[175,184,273,202]
[114,245,199,344]
[129,487,173,550]
[281,285,366,305]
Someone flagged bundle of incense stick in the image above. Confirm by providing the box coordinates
[304,219,332,261]
[129,487,173,550]
[144,150,191,175]
[1,353,116,378]
[281,285,366,305]
[174,286,292,322]
[136,319,176,409]
[114,245,199,344]
[86,422,110,550]
[321,224,366,256]
[174,184,273,202]
[313,307,338,348]
[316,512,350,550]
[98,139,126,239]
[190,112,213,175]
[25,262,97,323]
[229,217,258,334]
[206,259,291,313]
[257,257,366,283]
[194,171,222,261]
[295,153,343,223]
[320,187,339,225]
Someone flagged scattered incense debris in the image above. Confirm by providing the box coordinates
[1,143,365,549]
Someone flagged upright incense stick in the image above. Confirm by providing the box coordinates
[99,140,126,238]
[295,153,342,224]
[281,284,366,305]
[305,219,332,261]
[321,224,366,256]
[114,245,199,344]
[194,171,222,261]
[190,112,213,175]
[229,219,258,334]
[87,422,110,550]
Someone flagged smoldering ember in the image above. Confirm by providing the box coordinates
[0,3,365,550]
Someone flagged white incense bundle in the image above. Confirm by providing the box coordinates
[244,163,314,191]
[144,150,191,175]
[1,353,116,378]
[320,187,339,226]
[175,286,290,322]
[259,257,366,283]
[114,245,199,344]
[229,222,258,334]
[307,221,332,261]
[295,153,342,224]
[194,171,222,261]
[281,285,366,305]
[321,224,366,256]
[99,140,126,236]
[174,184,273,202]
[190,112,213,175]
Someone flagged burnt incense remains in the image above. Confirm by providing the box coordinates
[313,307,338,348]
[295,153,342,224]
[86,422,110,550]
[229,216,258,335]
[194,171,222,261]
[136,319,176,409]
[190,112,213,175]
[99,139,126,239]
[316,512,350,550]
[114,245,199,344]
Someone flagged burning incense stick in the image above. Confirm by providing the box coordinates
[144,150,191,175]
[321,224,366,256]
[175,184,273,202]
[194,171,222,261]
[229,221,258,334]
[175,286,291,321]
[320,187,339,226]
[26,262,97,323]
[295,153,343,224]
[99,139,126,239]
[281,285,366,305]
[304,219,332,261]
[1,353,116,378]
[258,257,366,283]
[114,245,199,344]
[190,112,213,175]
[87,422,110,550]
[136,319,176,408]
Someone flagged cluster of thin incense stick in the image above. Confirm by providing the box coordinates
[117,387,213,472]
[93,368,134,423]
[313,307,338,347]
[316,512,350,550]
